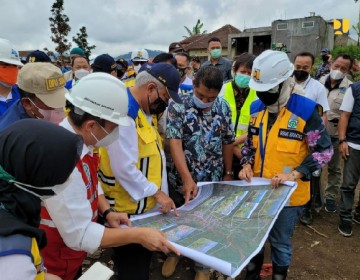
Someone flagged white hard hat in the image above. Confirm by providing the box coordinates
[0,38,23,66]
[249,50,294,92]
[131,48,149,61]
[66,73,131,126]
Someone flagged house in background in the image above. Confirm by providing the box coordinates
[180,24,240,62]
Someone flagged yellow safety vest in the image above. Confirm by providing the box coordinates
[99,110,163,214]
[0,234,45,280]
[223,81,257,138]
[250,94,316,206]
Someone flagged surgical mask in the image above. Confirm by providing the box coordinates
[74,69,90,80]
[234,73,251,88]
[27,98,65,125]
[91,125,119,147]
[210,49,222,59]
[330,69,346,80]
[293,70,309,82]
[133,65,141,74]
[0,65,18,87]
[193,94,214,109]
[178,67,187,78]
[148,89,168,114]
[256,89,280,106]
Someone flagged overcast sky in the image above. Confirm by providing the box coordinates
[1,0,359,58]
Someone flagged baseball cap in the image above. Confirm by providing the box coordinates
[169,42,184,53]
[70,47,85,56]
[191,56,201,63]
[0,38,23,66]
[92,54,117,74]
[26,50,51,63]
[321,48,330,55]
[17,62,67,108]
[131,49,149,62]
[140,63,182,103]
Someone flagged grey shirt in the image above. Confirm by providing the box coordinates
[202,56,232,81]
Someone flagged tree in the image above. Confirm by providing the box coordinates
[183,19,207,38]
[353,21,360,46]
[72,26,96,58]
[49,0,71,60]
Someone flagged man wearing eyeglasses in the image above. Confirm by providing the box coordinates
[98,63,182,280]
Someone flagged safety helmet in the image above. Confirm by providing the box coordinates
[249,50,294,92]
[65,73,131,126]
[131,48,149,61]
[0,38,23,66]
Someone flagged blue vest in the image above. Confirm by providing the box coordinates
[347,82,360,144]
[0,85,21,117]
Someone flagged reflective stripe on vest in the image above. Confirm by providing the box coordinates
[99,111,163,214]
[0,234,45,280]
[223,81,257,138]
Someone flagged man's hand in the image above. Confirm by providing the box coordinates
[182,178,198,205]
[137,228,180,255]
[106,212,131,228]
[238,164,253,182]
[339,141,349,160]
[153,190,179,216]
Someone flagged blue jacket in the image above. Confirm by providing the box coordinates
[0,85,21,117]
[0,99,31,132]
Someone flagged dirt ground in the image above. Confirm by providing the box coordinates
[84,170,360,280]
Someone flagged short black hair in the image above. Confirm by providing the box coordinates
[233,53,256,72]
[208,37,221,45]
[153,53,177,68]
[71,56,89,67]
[294,52,315,65]
[333,54,354,69]
[175,52,191,66]
[67,103,106,128]
[194,66,223,92]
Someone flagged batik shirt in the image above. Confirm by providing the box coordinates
[166,93,235,192]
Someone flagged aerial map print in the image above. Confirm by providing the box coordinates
[132,178,296,277]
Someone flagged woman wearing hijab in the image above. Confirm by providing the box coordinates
[0,119,83,280]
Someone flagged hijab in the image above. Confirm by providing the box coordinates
[0,119,83,248]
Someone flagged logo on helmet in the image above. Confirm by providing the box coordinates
[11,49,19,58]
[253,69,261,81]
[137,51,143,58]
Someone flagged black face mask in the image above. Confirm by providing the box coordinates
[148,89,168,115]
[322,55,329,62]
[256,90,280,106]
[293,70,309,82]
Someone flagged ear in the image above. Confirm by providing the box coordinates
[147,82,156,93]
[82,119,97,131]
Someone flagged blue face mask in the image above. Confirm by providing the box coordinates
[234,73,251,88]
[193,94,214,109]
[210,49,222,59]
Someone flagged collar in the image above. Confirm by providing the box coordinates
[0,90,13,102]
[60,117,93,158]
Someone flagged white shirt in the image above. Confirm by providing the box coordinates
[296,76,330,112]
[42,118,104,253]
[107,113,168,202]
[0,91,12,102]
[340,87,360,150]
[0,254,36,280]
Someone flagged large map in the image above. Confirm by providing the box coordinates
[132,178,296,278]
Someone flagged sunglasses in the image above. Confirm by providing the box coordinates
[133,61,146,66]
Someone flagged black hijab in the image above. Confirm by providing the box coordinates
[0,119,83,248]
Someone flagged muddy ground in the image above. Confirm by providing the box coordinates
[84,169,360,280]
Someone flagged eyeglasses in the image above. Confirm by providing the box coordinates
[133,61,146,66]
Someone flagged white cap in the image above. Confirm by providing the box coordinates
[0,38,23,66]
[131,48,149,61]
[66,73,131,126]
[249,50,294,92]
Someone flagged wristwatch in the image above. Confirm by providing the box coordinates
[225,171,234,176]
[102,207,115,221]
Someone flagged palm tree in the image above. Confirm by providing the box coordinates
[184,19,207,38]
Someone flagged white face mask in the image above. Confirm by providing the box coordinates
[330,69,346,80]
[12,178,71,200]
[91,125,119,147]
[74,69,90,80]
[133,65,141,74]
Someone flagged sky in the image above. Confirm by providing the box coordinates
[1,0,359,58]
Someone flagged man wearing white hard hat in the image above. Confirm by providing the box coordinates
[123,48,149,88]
[39,73,179,280]
[238,50,332,279]
[0,38,23,117]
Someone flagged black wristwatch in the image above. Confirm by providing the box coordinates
[339,138,347,144]
[102,207,115,221]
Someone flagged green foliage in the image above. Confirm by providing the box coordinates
[49,0,71,59]
[72,26,96,58]
[184,19,207,38]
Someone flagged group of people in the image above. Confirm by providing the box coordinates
[0,34,359,280]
